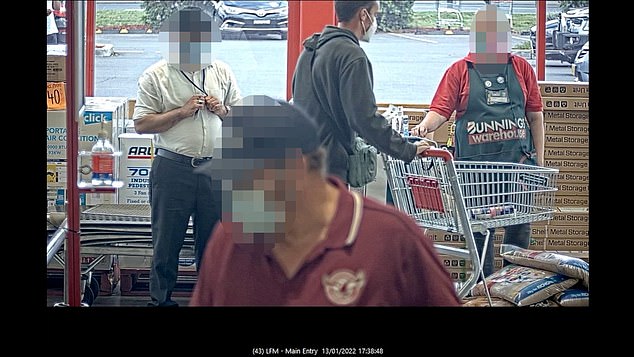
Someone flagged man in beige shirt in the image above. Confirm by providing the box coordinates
[133,6,241,307]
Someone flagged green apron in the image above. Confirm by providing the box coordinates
[455,61,536,165]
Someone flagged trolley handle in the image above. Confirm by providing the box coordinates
[407,136,453,161]
[420,147,453,161]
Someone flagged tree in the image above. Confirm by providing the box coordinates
[142,0,217,30]
[378,0,416,32]
[558,1,589,11]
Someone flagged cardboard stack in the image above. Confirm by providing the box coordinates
[377,104,455,146]
[536,81,589,256]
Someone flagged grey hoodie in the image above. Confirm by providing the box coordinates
[291,25,417,182]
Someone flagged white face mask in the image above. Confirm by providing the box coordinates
[230,190,286,234]
[361,9,377,42]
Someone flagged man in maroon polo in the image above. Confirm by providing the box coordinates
[190,95,460,306]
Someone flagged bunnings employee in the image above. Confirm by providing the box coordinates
[411,5,545,278]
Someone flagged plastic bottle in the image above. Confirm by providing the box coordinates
[91,130,114,186]
[470,205,515,220]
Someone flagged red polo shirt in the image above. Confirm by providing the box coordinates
[430,53,543,120]
[190,177,461,306]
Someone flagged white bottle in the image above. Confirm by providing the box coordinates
[90,130,114,186]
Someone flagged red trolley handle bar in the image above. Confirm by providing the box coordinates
[419,147,453,161]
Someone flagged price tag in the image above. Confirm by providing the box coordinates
[47,82,66,110]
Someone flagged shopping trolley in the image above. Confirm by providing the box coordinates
[382,138,558,300]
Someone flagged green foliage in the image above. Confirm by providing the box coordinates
[96,9,145,28]
[377,0,415,32]
[141,0,217,30]
[558,1,589,11]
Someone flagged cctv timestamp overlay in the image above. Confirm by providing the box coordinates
[251,347,384,355]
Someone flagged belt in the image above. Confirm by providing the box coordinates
[156,148,212,167]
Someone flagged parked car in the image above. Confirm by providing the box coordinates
[529,19,558,51]
[572,41,589,82]
[215,1,288,40]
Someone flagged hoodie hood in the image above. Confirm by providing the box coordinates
[303,25,359,51]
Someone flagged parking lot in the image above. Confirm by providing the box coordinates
[95,32,576,103]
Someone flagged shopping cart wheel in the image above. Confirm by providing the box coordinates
[90,277,100,299]
[82,286,95,306]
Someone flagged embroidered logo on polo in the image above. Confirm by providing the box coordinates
[321,269,366,305]
[467,117,527,144]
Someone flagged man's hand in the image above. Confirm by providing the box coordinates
[414,140,431,156]
[180,95,206,118]
[204,95,229,117]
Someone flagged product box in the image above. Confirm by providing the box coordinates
[545,237,589,251]
[530,224,589,239]
[424,229,505,244]
[550,207,589,226]
[47,55,66,82]
[545,158,589,172]
[554,195,589,207]
[127,98,136,119]
[556,182,588,196]
[538,81,589,98]
[542,97,589,111]
[544,122,589,136]
[544,147,589,160]
[555,172,589,184]
[544,134,589,148]
[543,110,589,124]
[47,161,68,188]
[117,133,156,204]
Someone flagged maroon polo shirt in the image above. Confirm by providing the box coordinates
[190,177,461,306]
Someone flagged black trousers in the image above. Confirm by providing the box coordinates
[148,156,220,306]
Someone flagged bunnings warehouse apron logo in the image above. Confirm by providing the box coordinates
[84,112,113,125]
[467,118,527,144]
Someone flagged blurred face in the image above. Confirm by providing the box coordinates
[469,5,512,64]
[159,8,220,71]
[218,152,307,245]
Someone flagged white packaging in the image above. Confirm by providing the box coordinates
[117,133,156,204]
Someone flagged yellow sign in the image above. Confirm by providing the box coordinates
[47,82,66,111]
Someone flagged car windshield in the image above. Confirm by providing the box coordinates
[224,1,286,9]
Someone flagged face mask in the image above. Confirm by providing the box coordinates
[230,190,286,234]
[360,9,377,42]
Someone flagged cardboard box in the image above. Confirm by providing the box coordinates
[545,158,589,172]
[545,147,589,160]
[551,207,589,226]
[545,134,589,148]
[526,237,546,250]
[542,97,589,111]
[556,183,588,196]
[545,238,589,251]
[556,172,589,184]
[554,195,589,207]
[545,122,589,136]
[425,229,504,244]
[47,55,66,82]
[530,224,589,239]
[543,110,589,123]
[127,98,136,119]
[46,161,67,188]
[376,103,457,144]
[538,81,589,98]
[117,133,155,204]
[47,98,128,161]
[437,255,472,269]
